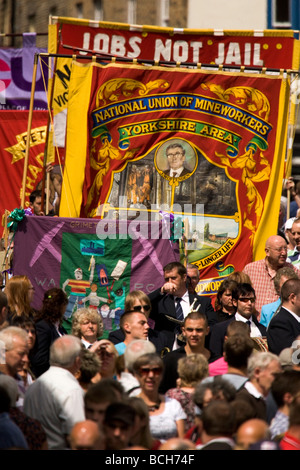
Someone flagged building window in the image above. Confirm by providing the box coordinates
[28,14,36,32]
[49,7,57,19]
[160,0,170,27]
[94,0,103,21]
[272,0,291,28]
[128,0,137,24]
[76,2,83,19]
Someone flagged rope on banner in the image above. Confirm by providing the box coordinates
[37,51,300,75]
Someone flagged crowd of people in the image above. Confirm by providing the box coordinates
[2,181,300,451]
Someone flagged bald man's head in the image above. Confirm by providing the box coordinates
[236,419,270,450]
[159,438,196,450]
[265,235,288,269]
[69,420,105,450]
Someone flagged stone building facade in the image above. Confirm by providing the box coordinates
[0,0,188,48]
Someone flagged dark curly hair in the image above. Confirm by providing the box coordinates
[36,288,68,323]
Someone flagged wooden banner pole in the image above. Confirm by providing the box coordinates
[20,53,39,208]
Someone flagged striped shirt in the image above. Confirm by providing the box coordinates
[68,279,91,295]
[287,248,300,268]
[243,258,299,315]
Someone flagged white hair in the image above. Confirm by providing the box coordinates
[124,339,156,372]
[247,351,280,379]
[50,335,82,369]
[0,326,28,350]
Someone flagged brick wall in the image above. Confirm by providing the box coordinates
[0,0,188,48]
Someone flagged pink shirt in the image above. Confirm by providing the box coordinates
[208,357,228,376]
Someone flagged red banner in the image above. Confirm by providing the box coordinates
[0,111,48,221]
[50,17,300,70]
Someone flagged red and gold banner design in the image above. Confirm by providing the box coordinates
[50,17,300,69]
[60,61,290,288]
[47,17,299,162]
[0,111,48,221]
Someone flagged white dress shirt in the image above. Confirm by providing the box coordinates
[235,312,262,337]
[24,366,85,450]
[170,166,184,177]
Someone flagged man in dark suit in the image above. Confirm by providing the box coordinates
[267,278,300,355]
[209,283,266,360]
[148,261,217,350]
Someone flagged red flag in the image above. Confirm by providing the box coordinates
[0,110,48,221]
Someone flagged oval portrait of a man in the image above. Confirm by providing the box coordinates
[155,139,197,181]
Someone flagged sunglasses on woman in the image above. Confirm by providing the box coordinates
[129,305,151,313]
[138,367,162,377]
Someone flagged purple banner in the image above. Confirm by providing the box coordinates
[0,36,48,110]
[13,216,179,334]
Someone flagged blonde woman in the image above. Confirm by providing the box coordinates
[5,275,36,325]
[71,307,104,348]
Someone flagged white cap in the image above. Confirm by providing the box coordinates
[285,217,296,230]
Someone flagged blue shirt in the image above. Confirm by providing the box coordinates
[115,342,127,355]
[270,410,289,439]
[0,412,28,450]
[260,298,281,327]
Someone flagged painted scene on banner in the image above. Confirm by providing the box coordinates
[59,60,290,297]
[13,216,179,337]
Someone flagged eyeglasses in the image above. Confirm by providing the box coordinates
[129,305,151,313]
[238,297,256,303]
[138,367,162,377]
[167,152,183,158]
[270,247,287,253]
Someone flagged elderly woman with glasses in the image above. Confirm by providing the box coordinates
[133,353,186,443]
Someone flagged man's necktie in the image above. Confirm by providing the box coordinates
[174,297,185,342]
[175,297,184,322]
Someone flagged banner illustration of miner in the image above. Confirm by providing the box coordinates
[60,61,290,295]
